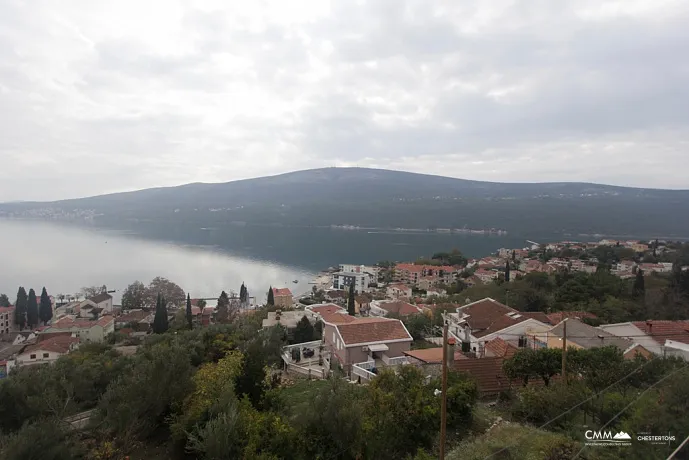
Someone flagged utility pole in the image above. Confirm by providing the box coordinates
[561,319,568,385]
[440,321,448,460]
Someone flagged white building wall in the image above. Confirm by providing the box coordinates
[16,349,64,366]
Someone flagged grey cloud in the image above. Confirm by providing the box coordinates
[0,0,688,202]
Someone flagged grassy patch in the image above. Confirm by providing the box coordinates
[276,378,330,419]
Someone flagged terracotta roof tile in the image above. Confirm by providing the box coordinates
[484,337,519,358]
[453,357,549,395]
[404,347,468,364]
[273,288,292,297]
[336,318,412,345]
[377,301,421,316]
[309,304,345,316]
[89,293,112,304]
[321,312,358,324]
[632,320,689,345]
[23,336,79,355]
[546,311,597,324]
[459,298,545,338]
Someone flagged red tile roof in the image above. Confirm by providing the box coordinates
[521,312,552,324]
[322,312,358,324]
[0,306,14,314]
[23,336,79,355]
[546,311,597,325]
[484,337,519,358]
[404,347,468,364]
[309,304,346,316]
[273,288,292,297]
[459,298,536,338]
[377,301,421,316]
[632,321,689,345]
[336,317,412,345]
[453,357,549,395]
[49,315,114,330]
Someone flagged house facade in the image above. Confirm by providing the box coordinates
[393,264,457,287]
[323,317,413,371]
[332,272,370,293]
[272,288,293,308]
[15,336,80,367]
[0,306,15,336]
[599,320,689,359]
[445,298,550,354]
[41,316,115,343]
[338,264,379,284]
[386,284,413,299]
[369,300,421,317]
[88,293,114,313]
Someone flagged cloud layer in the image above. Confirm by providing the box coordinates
[1,0,688,201]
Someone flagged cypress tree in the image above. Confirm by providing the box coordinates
[512,250,516,262]
[0,294,10,308]
[152,293,169,334]
[14,287,27,330]
[26,289,39,329]
[505,261,511,283]
[39,287,53,325]
[186,293,193,329]
[347,283,356,316]
[239,283,246,303]
[217,291,230,323]
[267,286,275,306]
[633,269,646,299]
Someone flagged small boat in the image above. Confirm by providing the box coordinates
[292,280,299,283]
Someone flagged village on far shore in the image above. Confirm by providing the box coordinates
[2,237,689,395]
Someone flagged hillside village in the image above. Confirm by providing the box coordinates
[1,239,689,459]
[3,238,689,393]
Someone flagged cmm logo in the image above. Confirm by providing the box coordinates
[585,431,632,445]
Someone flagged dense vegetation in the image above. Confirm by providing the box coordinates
[0,310,480,460]
[429,250,689,324]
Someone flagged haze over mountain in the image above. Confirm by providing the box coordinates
[2,168,688,238]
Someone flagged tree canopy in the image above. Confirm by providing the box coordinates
[38,287,52,325]
[26,288,39,329]
[121,280,146,310]
[152,293,169,334]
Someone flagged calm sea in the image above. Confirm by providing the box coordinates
[0,219,572,303]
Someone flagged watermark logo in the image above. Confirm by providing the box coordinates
[637,432,676,446]
[584,430,632,447]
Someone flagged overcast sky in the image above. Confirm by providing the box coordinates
[1,0,688,201]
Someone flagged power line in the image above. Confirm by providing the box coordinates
[482,356,663,460]
[572,363,689,459]
[667,433,689,459]
[459,331,689,340]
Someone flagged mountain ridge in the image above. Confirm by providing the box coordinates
[2,167,689,237]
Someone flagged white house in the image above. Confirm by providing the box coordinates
[87,292,114,313]
[15,335,80,367]
[338,264,379,284]
[386,284,413,299]
[41,315,115,343]
[332,272,371,293]
[445,298,550,354]
[599,320,689,359]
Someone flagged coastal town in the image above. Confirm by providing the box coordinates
[3,237,688,393]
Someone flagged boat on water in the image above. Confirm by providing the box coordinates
[292,280,299,283]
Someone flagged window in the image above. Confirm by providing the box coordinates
[30,354,36,359]
[43,353,49,358]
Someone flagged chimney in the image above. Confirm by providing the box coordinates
[447,337,456,367]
